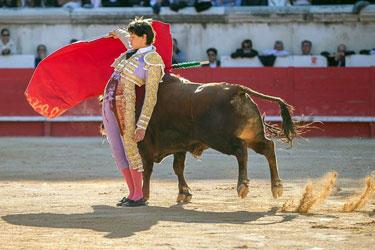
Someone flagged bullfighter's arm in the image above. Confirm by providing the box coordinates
[110,28,131,68]
[136,51,165,130]
[113,28,131,49]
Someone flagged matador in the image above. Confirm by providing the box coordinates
[102,18,165,207]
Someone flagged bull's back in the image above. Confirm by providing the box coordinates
[144,75,264,160]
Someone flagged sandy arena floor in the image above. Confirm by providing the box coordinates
[0,137,374,249]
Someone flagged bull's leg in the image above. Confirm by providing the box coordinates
[142,161,154,202]
[251,138,283,199]
[173,152,192,203]
[235,140,250,199]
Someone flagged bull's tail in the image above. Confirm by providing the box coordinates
[239,85,297,143]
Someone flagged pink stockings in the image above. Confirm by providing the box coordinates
[120,168,143,201]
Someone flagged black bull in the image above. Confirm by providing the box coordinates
[136,73,297,202]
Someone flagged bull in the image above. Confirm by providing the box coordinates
[136,73,298,203]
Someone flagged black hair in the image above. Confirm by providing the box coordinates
[127,17,155,45]
[275,40,283,45]
[206,48,217,55]
[301,40,312,46]
[242,39,252,48]
[1,28,10,35]
[36,44,47,52]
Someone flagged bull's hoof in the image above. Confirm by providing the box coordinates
[176,192,192,203]
[237,184,249,199]
[271,180,283,199]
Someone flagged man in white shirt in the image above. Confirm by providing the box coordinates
[1,28,15,56]
[262,40,289,57]
[203,48,221,68]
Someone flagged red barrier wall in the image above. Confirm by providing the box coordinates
[0,68,374,137]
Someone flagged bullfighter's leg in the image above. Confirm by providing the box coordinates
[102,100,134,206]
[173,152,192,203]
[251,138,283,198]
[142,161,154,202]
[234,140,250,199]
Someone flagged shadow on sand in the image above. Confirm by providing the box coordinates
[2,205,297,238]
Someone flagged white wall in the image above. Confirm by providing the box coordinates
[1,6,375,61]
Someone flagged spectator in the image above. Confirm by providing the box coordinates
[291,0,311,5]
[213,0,241,6]
[43,0,60,6]
[150,0,170,15]
[322,44,355,67]
[194,0,213,12]
[0,0,18,7]
[21,0,42,6]
[172,38,186,64]
[331,44,348,67]
[203,48,221,68]
[370,48,375,55]
[301,40,312,55]
[231,39,258,59]
[352,1,371,14]
[81,0,94,7]
[241,0,267,5]
[262,40,289,57]
[268,0,291,6]
[35,44,47,67]
[169,0,190,12]
[91,0,102,7]
[102,0,139,7]
[0,28,15,56]
[57,0,81,8]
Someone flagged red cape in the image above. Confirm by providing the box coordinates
[25,21,173,118]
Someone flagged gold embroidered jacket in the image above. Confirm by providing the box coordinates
[106,28,165,172]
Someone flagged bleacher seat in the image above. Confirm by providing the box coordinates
[0,55,35,68]
[346,55,375,67]
[221,56,263,67]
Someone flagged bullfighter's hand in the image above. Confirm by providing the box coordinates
[107,31,119,39]
[134,127,146,142]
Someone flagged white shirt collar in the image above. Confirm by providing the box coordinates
[136,45,154,55]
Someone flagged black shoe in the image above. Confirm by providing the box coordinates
[123,198,146,207]
[116,196,130,207]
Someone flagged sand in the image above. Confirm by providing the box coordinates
[0,137,374,249]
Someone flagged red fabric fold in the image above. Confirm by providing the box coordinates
[25,21,172,118]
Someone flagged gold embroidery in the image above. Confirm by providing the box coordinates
[136,62,163,130]
[111,52,127,68]
[144,51,164,67]
[109,50,164,172]
[114,52,140,72]
[125,74,144,87]
[25,92,65,118]
[118,77,144,171]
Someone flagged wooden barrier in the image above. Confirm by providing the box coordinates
[0,67,374,137]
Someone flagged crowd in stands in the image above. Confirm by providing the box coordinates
[1,0,375,15]
[170,36,375,67]
[1,27,375,68]
[208,39,375,67]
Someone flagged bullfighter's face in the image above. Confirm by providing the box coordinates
[129,32,148,49]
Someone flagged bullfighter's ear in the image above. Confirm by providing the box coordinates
[144,51,164,68]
